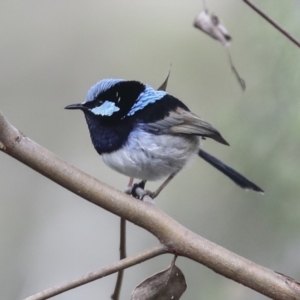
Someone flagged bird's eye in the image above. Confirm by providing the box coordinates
[115,92,121,103]
[82,98,104,109]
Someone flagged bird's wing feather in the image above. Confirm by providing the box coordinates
[144,108,229,145]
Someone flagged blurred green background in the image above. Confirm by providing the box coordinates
[1,1,300,299]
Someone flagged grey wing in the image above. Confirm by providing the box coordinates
[143,107,229,146]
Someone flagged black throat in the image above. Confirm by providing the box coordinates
[84,112,133,155]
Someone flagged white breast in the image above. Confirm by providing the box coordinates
[102,126,199,181]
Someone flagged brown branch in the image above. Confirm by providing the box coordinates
[25,245,167,300]
[111,177,134,300]
[243,0,300,48]
[1,111,300,300]
[111,217,127,300]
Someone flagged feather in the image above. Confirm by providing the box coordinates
[127,85,167,117]
[144,107,229,146]
[85,79,124,103]
[198,149,264,193]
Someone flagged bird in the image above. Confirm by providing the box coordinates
[65,79,263,199]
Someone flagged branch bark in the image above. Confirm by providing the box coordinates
[1,111,300,300]
[111,217,127,300]
[25,245,167,300]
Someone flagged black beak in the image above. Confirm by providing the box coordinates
[65,103,84,110]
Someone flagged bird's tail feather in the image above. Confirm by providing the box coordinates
[198,149,264,194]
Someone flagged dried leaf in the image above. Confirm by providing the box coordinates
[225,50,246,91]
[131,259,186,300]
[194,10,231,46]
[157,66,172,91]
[194,9,246,91]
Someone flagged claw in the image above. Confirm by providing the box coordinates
[131,180,146,199]
[130,181,156,204]
[139,190,156,205]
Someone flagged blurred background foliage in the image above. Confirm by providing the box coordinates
[1,1,300,299]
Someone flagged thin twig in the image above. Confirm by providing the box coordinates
[111,177,134,299]
[111,217,127,300]
[226,48,246,91]
[243,0,300,48]
[25,245,167,300]
[1,111,300,300]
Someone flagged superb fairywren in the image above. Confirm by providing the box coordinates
[65,79,263,198]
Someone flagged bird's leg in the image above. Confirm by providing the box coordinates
[135,172,177,200]
[146,173,176,199]
[131,172,177,201]
[124,177,135,195]
[128,177,134,187]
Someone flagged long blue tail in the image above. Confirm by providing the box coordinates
[198,149,264,193]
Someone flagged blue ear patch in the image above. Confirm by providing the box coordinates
[127,85,167,116]
[91,101,120,116]
[85,79,124,102]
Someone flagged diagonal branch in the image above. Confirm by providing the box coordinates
[1,111,300,300]
[243,0,300,48]
[25,244,167,300]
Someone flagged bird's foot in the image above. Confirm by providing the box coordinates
[124,186,133,195]
[131,180,146,199]
[131,181,156,205]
